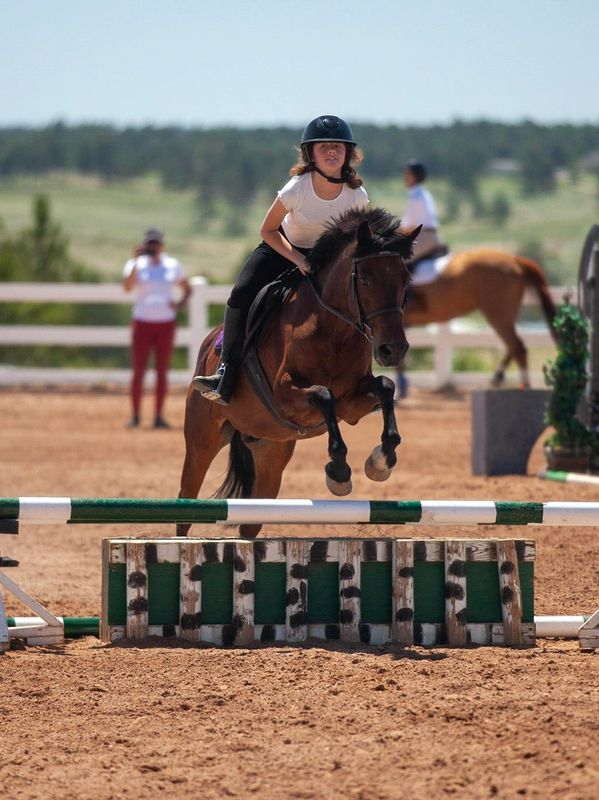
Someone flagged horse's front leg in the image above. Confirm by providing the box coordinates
[364,375,401,481]
[337,374,401,482]
[309,387,352,496]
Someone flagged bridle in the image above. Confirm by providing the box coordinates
[307,251,408,343]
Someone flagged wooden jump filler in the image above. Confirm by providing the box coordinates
[101,536,536,648]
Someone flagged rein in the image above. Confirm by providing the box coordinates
[307,251,407,343]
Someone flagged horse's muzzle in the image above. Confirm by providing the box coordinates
[374,340,409,367]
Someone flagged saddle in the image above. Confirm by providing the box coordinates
[215,268,320,433]
[408,243,450,273]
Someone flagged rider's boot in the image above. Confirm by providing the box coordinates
[191,305,244,405]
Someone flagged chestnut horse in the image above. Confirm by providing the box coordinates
[406,250,556,386]
[178,208,417,538]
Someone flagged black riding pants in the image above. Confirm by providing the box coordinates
[228,241,308,312]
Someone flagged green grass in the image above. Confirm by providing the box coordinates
[0,172,255,282]
[0,170,596,285]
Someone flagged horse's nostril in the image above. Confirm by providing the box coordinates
[379,344,392,359]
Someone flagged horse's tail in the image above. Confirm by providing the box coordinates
[516,256,557,339]
[214,429,255,499]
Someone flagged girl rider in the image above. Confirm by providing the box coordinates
[192,115,369,405]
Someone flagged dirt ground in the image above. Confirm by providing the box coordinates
[2,386,599,800]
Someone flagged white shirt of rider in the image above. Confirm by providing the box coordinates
[123,254,186,322]
[402,184,439,231]
[278,173,369,249]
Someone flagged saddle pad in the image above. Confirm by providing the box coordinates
[411,253,451,286]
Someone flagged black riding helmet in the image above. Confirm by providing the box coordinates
[301,115,356,145]
[300,116,357,184]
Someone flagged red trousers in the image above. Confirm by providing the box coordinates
[130,319,176,417]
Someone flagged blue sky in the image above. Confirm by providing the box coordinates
[3,0,598,128]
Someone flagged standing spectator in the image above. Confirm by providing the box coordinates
[123,228,191,429]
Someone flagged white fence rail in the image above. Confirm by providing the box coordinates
[0,279,569,388]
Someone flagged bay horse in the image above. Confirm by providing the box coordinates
[405,249,556,387]
[178,208,418,538]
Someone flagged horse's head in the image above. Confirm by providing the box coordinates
[352,218,420,367]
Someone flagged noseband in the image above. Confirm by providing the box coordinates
[307,251,408,343]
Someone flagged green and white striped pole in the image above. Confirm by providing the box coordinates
[538,469,599,486]
[4,496,599,529]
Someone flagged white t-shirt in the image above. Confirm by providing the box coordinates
[278,173,369,248]
[402,185,439,230]
[123,254,186,322]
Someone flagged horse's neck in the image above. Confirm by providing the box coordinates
[315,247,354,316]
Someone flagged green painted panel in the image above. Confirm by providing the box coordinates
[107,563,126,625]
[308,562,339,623]
[255,562,286,625]
[201,562,233,624]
[465,561,534,623]
[414,562,445,623]
[361,562,392,623]
[520,562,534,622]
[466,563,501,622]
[148,563,179,625]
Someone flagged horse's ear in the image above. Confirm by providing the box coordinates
[356,221,373,247]
[407,224,422,244]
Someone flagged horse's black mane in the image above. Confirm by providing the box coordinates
[308,207,413,271]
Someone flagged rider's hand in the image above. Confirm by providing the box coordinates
[296,256,312,276]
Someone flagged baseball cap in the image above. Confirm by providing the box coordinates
[143,227,164,244]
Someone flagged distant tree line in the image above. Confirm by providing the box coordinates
[1,120,598,212]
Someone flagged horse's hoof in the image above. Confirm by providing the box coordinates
[365,454,392,482]
[326,474,352,496]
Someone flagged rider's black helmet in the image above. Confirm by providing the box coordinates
[301,115,356,146]
[405,159,427,182]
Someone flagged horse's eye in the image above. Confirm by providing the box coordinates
[359,276,370,287]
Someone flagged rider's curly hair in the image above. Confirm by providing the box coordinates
[289,143,364,189]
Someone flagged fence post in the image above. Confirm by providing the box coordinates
[188,277,208,373]
[434,323,453,387]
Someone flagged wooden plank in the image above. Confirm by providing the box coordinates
[468,623,492,645]
[179,541,203,643]
[392,539,414,645]
[0,589,9,652]
[100,539,113,642]
[361,541,391,562]
[339,540,362,642]
[418,539,535,563]
[232,541,255,646]
[496,540,523,646]
[126,542,148,639]
[445,540,468,646]
[286,540,309,642]
[255,540,286,563]
[579,607,599,650]
[491,622,535,647]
